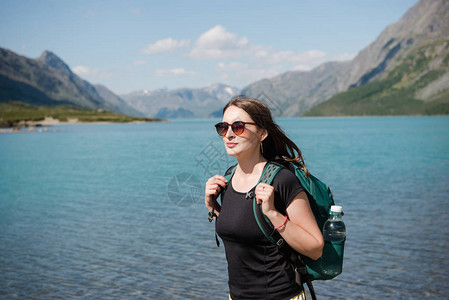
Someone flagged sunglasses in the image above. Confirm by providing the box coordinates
[215,121,257,136]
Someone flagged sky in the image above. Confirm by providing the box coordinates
[1,0,418,95]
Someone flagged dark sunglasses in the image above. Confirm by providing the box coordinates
[215,121,257,136]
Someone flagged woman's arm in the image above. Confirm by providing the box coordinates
[256,184,324,260]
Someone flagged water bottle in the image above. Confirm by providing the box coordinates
[321,205,346,277]
[323,205,346,241]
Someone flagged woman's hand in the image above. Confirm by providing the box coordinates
[205,175,227,213]
[255,182,276,215]
[256,186,324,260]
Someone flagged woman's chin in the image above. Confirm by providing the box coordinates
[225,148,239,157]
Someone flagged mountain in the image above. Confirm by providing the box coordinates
[0,48,140,116]
[304,0,449,116]
[241,61,350,116]
[242,0,449,116]
[93,84,144,117]
[121,83,240,118]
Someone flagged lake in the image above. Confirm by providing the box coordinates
[1,116,448,299]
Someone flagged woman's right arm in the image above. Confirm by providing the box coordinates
[204,175,228,216]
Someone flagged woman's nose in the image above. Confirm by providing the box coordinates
[225,125,235,138]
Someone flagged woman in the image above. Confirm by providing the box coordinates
[205,96,324,300]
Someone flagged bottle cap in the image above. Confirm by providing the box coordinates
[330,205,343,213]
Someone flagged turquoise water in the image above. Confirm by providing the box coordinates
[1,117,448,299]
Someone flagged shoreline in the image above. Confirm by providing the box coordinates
[0,117,163,133]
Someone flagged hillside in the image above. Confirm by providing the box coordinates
[241,0,449,116]
[0,102,158,128]
[0,48,141,116]
[305,0,449,116]
[241,61,349,116]
[304,40,449,116]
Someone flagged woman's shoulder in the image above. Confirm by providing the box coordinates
[271,165,304,206]
[272,167,300,186]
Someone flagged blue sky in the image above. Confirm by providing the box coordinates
[1,0,418,95]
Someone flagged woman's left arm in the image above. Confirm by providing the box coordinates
[256,184,324,260]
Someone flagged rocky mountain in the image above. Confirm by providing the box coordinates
[93,84,144,117]
[0,48,141,116]
[305,0,449,116]
[242,61,350,117]
[242,0,449,116]
[121,84,240,118]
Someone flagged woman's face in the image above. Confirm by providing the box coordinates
[221,105,266,159]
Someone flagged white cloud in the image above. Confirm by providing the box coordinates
[72,66,113,78]
[145,26,340,72]
[189,25,249,59]
[214,49,331,86]
[189,25,331,71]
[72,66,91,75]
[254,49,270,59]
[154,68,198,77]
[136,25,354,89]
[142,38,190,54]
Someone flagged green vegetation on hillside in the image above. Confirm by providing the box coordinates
[0,102,161,127]
[304,41,449,116]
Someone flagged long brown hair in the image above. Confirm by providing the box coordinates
[223,96,309,176]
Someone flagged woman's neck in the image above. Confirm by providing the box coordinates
[231,152,267,193]
[236,152,267,175]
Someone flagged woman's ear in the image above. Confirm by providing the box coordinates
[260,128,268,142]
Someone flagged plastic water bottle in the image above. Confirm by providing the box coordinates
[323,205,346,242]
[321,205,346,277]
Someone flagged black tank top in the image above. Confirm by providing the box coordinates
[216,168,304,300]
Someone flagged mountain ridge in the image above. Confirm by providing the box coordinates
[0,48,141,116]
[305,39,449,116]
[120,83,240,118]
[241,0,449,116]
[304,0,449,116]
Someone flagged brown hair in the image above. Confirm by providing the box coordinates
[223,95,309,176]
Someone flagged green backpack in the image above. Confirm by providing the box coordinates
[221,161,345,300]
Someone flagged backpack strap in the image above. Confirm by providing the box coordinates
[220,164,237,200]
[214,163,282,245]
[251,161,318,300]
[209,164,237,247]
[252,162,285,245]
[224,165,237,186]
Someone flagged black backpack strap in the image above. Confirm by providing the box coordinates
[288,251,317,300]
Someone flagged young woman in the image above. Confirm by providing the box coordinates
[205,96,324,300]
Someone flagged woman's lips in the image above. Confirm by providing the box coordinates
[227,142,237,148]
